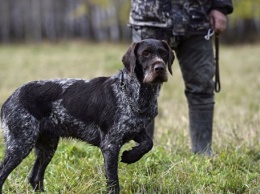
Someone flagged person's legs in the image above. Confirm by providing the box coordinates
[175,35,215,156]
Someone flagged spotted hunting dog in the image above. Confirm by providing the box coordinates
[0,39,174,194]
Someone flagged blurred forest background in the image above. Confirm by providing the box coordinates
[0,0,259,44]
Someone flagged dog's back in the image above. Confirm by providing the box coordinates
[1,77,119,145]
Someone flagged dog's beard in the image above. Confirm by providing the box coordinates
[143,71,168,84]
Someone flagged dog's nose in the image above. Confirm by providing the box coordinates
[154,64,165,73]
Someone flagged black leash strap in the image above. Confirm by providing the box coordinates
[214,35,221,92]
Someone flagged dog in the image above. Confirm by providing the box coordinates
[0,39,174,194]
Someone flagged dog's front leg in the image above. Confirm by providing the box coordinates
[101,143,120,194]
[121,130,153,164]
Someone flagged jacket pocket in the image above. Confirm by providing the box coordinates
[131,0,171,24]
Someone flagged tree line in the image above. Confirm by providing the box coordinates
[0,0,259,43]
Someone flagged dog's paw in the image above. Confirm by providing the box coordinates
[121,150,138,164]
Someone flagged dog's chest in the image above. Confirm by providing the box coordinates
[115,88,158,133]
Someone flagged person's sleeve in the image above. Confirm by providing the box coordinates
[211,0,233,15]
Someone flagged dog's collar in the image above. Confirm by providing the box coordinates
[120,70,125,88]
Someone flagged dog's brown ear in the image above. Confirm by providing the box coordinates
[161,40,174,75]
[122,42,139,75]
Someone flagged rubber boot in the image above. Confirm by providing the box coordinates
[189,104,214,156]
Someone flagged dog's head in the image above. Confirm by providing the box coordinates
[122,39,174,84]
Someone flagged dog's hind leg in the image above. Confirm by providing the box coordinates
[121,130,153,164]
[29,132,59,192]
[0,128,37,194]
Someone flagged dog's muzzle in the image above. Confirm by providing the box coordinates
[144,62,168,84]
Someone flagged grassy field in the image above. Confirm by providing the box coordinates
[0,42,259,194]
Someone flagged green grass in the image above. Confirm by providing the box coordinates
[0,42,259,194]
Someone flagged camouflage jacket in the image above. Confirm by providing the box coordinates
[130,0,233,35]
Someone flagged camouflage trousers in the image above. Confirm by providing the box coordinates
[133,27,215,106]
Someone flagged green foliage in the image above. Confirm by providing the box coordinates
[231,0,260,19]
[70,0,130,25]
[87,0,110,8]
[0,42,260,193]
[117,1,131,24]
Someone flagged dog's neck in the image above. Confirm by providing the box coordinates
[119,69,160,115]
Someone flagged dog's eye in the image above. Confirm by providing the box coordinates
[142,51,150,57]
[159,50,168,58]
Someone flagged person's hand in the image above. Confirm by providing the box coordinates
[209,10,227,35]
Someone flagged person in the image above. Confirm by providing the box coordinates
[129,0,233,156]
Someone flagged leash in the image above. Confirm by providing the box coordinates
[205,29,221,93]
[214,35,221,92]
